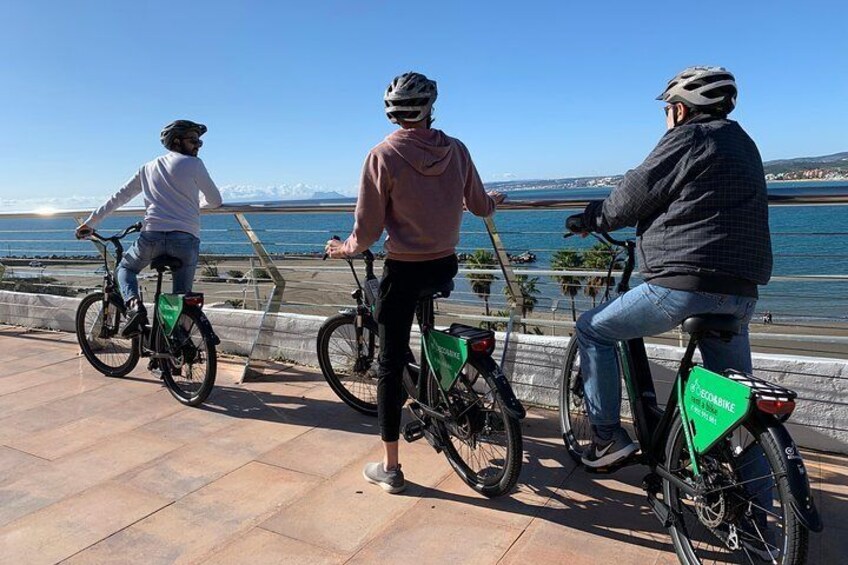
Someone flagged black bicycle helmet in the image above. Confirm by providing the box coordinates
[384,72,438,124]
[657,66,737,114]
[160,120,208,149]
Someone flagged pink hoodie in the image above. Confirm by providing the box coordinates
[341,128,495,261]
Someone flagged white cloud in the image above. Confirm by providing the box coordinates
[0,183,357,213]
[489,172,518,181]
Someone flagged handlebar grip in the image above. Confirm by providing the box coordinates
[323,235,341,261]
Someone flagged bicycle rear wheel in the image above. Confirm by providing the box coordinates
[559,337,593,462]
[160,308,217,407]
[663,414,808,564]
[75,292,139,377]
[427,356,523,497]
[316,313,379,416]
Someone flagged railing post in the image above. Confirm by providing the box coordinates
[233,213,287,383]
[482,215,524,369]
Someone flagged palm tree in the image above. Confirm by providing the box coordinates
[582,242,622,307]
[465,249,498,321]
[503,274,541,332]
[551,249,583,321]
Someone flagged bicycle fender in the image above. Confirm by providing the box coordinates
[763,420,823,532]
[476,356,526,419]
[189,307,221,346]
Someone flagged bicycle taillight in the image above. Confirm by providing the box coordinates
[184,293,204,307]
[470,337,496,354]
[756,398,796,417]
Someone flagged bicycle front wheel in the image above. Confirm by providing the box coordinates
[558,336,594,462]
[316,313,379,416]
[663,414,808,564]
[427,356,523,497]
[75,292,139,377]
[160,308,217,407]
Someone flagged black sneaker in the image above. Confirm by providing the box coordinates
[121,305,148,337]
[581,427,638,468]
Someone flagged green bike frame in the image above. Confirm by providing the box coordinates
[617,342,755,477]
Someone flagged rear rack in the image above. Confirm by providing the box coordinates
[724,369,797,401]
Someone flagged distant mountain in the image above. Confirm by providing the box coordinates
[311,191,349,200]
[763,151,848,177]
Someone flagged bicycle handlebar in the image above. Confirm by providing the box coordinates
[88,221,143,244]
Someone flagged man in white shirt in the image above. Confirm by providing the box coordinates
[76,120,223,335]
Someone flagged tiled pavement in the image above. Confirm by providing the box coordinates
[0,327,843,564]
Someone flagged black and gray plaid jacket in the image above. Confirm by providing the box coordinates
[584,115,773,292]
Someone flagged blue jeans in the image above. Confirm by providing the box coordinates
[117,231,200,302]
[575,283,756,438]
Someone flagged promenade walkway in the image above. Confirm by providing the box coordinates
[0,326,842,564]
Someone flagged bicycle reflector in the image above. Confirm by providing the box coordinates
[184,293,204,307]
[756,397,796,416]
[470,337,495,354]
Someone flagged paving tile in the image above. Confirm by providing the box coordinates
[201,528,348,564]
[135,404,235,444]
[258,425,378,478]
[0,369,108,417]
[0,446,47,486]
[0,481,170,565]
[261,441,453,553]
[66,462,321,565]
[0,378,154,445]
[349,504,523,564]
[502,464,677,563]
[0,430,177,527]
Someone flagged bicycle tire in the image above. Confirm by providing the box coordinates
[558,336,594,462]
[427,355,523,497]
[663,414,808,564]
[160,308,217,407]
[316,313,379,416]
[75,291,140,377]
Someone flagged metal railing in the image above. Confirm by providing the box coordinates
[1,188,847,381]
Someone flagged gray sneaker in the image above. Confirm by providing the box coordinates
[581,427,638,468]
[362,462,405,494]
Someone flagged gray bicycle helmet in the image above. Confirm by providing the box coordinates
[384,72,438,124]
[160,120,208,149]
[657,66,737,113]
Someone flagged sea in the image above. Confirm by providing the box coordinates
[1,181,846,322]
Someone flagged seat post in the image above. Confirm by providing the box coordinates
[417,296,435,331]
[679,333,700,377]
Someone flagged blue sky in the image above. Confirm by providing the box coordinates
[0,0,846,209]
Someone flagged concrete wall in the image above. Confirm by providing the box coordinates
[2,289,845,454]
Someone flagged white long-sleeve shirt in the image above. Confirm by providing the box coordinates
[85,151,223,238]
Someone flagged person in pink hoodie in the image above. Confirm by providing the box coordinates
[326,72,504,493]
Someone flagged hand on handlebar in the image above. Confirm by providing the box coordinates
[565,214,589,238]
[323,236,347,260]
[75,224,94,240]
[488,190,507,206]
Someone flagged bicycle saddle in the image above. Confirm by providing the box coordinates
[151,255,183,272]
[417,280,454,299]
[681,314,741,336]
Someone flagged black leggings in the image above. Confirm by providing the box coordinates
[375,255,458,442]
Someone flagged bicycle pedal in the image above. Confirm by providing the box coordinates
[403,421,425,443]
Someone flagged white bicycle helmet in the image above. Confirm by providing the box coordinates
[657,66,737,113]
[384,72,438,124]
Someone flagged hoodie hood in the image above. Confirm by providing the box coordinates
[384,128,455,176]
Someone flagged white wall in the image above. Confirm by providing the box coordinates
[2,290,845,454]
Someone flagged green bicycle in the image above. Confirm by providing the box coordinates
[75,222,219,406]
[559,230,822,564]
[317,247,526,496]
